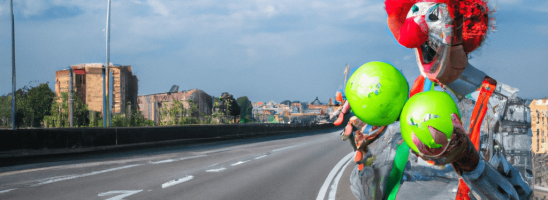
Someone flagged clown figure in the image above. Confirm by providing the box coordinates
[334,0,533,199]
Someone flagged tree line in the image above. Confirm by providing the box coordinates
[0,83,255,128]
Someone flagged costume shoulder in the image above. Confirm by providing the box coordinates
[457,82,533,187]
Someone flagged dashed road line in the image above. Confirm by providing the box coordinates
[150,159,176,164]
[206,167,226,172]
[0,188,16,194]
[254,155,267,160]
[231,160,250,166]
[98,190,143,200]
[31,164,141,187]
[272,145,298,152]
[162,176,194,189]
[150,155,207,164]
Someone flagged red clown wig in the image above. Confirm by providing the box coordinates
[385,0,493,54]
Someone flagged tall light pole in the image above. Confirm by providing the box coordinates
[103,0,112,127]
[69,67,73,127]
[10,0,16,130]
[106,0,112,127]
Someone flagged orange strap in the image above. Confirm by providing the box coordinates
[455,76,497,200]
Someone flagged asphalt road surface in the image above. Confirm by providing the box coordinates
[0,128,363,200]
[0,128,472,200]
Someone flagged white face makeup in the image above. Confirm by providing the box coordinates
[406,2,461,82]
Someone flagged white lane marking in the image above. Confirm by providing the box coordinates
[272,145,298,152]
[150,155,207,164]
[98,190,143,200]
[254,155,267,160]
[162,175,194,189]
[150,159,175,164]
[231,160,250,166]
[176,155,207,161]
[316,152,354,200]
[31,164,141,186]
[0,189,16,194]
[199,146,242,154]
[206,167,226,172]
[328,158,352,200]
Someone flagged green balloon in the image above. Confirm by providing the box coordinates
[400,91,461,154]
[345,61,409,126]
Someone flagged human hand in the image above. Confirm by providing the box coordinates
[410,113,479,174]
[332,100,350,126]
[342,116,386,171]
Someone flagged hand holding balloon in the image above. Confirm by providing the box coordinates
[342,116,387,170]
[400,91,479,174]
[334,61,409,171]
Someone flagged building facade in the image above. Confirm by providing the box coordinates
[55,63,138,115]
[531,98,548,154]
[137,89,212,125]
[530,98,548,191]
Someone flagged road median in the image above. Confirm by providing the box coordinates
[0,123,334,159]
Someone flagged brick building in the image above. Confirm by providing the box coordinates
[531,98,548,154]
[55,63,138,115]
[530,98,548,191]
[137,89,212,125]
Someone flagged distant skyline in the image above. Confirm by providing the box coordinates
[1,0,547,103]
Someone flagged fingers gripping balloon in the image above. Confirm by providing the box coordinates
[346,61,409,126]
[400,91,460,155]
[338,61,409,171]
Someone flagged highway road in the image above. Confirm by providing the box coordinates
[0,127,497,200]
[0,128,360,200]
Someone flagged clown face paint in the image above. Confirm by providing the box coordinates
[401,2,467,84]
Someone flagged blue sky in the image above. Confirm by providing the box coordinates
[0,0,546,103]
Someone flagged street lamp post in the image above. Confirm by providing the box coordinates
[103,0,112,127]
[106,0,112,127]
[10,0,16,130]
[69,68,73,127]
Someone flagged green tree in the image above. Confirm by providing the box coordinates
[236,96,253,123]
[111,105,154,127]
[24,83,56,127]
[0,95,11,128]
[158,100,200,126]
[44,91,89,127]
[3,83,56,128]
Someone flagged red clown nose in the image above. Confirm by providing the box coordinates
[398,16,429,48]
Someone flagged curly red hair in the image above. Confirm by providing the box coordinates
[385,0,492,53]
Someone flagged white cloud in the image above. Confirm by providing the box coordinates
[147,0,169,16]
[262,4,278,17]
[16,0,48,17]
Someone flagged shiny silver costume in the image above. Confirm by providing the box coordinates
[349,65,532,200]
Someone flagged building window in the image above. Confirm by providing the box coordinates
[538,129,540,152]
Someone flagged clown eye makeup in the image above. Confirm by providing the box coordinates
[427,4,440,22]
[412,5,419,13]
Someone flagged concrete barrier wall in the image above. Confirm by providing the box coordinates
[0,123,334,153]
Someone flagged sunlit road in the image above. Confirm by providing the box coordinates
[0,128,360,200]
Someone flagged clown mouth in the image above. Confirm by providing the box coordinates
[420,40,437,64]
[417,38,442,74]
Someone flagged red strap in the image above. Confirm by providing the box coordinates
[410,75,425,97]
[455,179,471,200]
[455,76,497,200]
[469,77,496,149]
